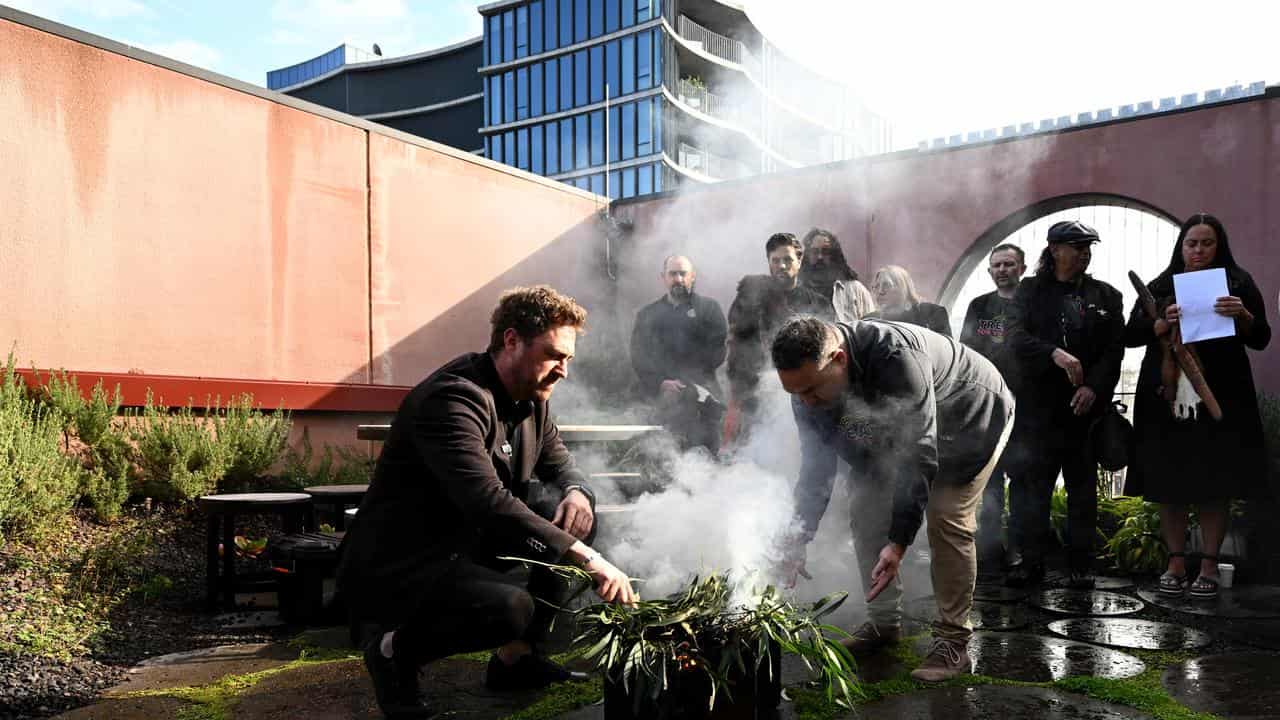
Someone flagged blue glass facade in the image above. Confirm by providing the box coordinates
[481,0,665,199]
[267,45,346,90]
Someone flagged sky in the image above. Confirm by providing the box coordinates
[7,0,1280,149]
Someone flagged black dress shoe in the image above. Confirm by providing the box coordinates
[1004,562,1044,588]
[1067,569,1096,590]
[485,652,590,691]
[363,640,437,718]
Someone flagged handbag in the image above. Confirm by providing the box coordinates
[1090,400,1133,471]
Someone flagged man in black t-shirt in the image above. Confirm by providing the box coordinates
[960,244,1026,574]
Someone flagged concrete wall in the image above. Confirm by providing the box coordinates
[616,95,1280,393]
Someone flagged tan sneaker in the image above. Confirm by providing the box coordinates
[839,622,902,655]
[910,638,972,682]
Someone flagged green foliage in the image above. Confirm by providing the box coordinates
[132,392,231,503]
[1099,496,1168,574]
[503,677,603,720]
[278,427,373,489]
[210,394,291,492]
[0,357,82,540]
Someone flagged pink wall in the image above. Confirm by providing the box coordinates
[617,96,1280,392]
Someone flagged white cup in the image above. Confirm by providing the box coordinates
[1218,563,1235,589]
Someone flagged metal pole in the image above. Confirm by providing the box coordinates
[605,83,611,212]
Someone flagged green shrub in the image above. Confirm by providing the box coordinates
[278,427,373,489]
[0,359,82,540]
[132,392,231,503]
[211,394,291,492]
[1101,496,1167,574]
[81,440,131,522]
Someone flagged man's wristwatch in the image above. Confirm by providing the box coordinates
[564,484,596,509]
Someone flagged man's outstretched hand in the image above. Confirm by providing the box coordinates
[866,542,906,601]
[773,537,812,589]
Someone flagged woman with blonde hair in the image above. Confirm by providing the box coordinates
[867,265,952,336]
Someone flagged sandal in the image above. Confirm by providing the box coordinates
[1158,552,1188,596]
[1190,555,1221,600]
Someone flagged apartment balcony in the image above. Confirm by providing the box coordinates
[672,77,759,133]
[672,141,753,182]
[673,14,760,76]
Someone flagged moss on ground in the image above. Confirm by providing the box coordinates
[791,638,1221,720]
[502,677,603,720]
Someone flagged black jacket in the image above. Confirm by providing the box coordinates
[791,321,1015,548]
[960,291,1019,391]
[727,276,832,399]
[630,293,728,400]
[337,352,590,623]
[1006,273,1124,431]
[867,302,952,337]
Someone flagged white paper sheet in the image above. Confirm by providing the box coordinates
[1173,268,1235,343]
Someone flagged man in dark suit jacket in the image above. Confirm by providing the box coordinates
[338,286,636,718]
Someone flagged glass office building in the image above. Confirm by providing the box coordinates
[478,0,891,198]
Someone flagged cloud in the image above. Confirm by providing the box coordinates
[6,0,147,21]
[140,39,222,70]
[262,0,481,58]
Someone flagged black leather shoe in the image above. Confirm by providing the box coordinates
[1067,569,1096,590]
[485,653,590,691]
[1004,562,1044,588]
[363,639,436,718]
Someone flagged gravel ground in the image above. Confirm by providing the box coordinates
[0,509,297,720]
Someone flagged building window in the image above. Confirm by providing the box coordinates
[531,63,544,116]
[590,0,604,38]
[560,118,573,170]
[503,10,515,62]
[637,30,651,89]
[530,0,543,55]
[575,177,591,190]
[608,170,620,199]
[589,45,604,103]
[545,122,559,173]
[574,0,588,43]
[620,35,635,95]
[621,101,635,160]
[608,106,620,162]
[517,128,530,170]
[636,0,650,23]
[622,0,634,28]
[654,161,663,192]
[590,173,604,195]
[545,0,558,51]
[532,124,544,174]
[575,114,589,169]
[503,71,515,123]
[653,98,663,151]
[516,66,529,120]
[605,40,619,98]
[637,98,651,154]
[489,75,502,125]
[545,59,559,113]
[559,0,573,47]
[638,163,653,194]
[653,29,662,84]
[505,131,515,164]
[490,135,503,163]
[516,5,528,59]
[606,0,620,33]
[590,110,604,165]
[622,166,637,197]
[574,49,588,107]
[560,55,574,110]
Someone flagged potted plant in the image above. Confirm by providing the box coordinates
[516,564,861,719]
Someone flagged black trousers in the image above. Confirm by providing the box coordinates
[1009,423,1098,570]
[387,486,595,667]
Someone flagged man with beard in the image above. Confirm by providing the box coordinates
[773,316,1014,681]
[725,233,832,446]
[338,286,637,718]
[1004,222,1124,589]
[631,255,728,451]
[800,228,876,322]
[959,243,1027,575]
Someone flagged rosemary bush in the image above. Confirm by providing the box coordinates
[277,427,373,489]
[211,393,291,492]
[132,392,231,502]
[0,358,81,540]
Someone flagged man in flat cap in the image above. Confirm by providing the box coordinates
[1004,221,1124,588]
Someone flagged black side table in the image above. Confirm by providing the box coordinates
[199,492,312,609]
[303,484,369,530]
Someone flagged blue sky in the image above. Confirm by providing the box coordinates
[7,0,1280,148]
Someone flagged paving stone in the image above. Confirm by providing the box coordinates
[105,643,301,695]
[846,685,1154,719]
[904,597,1027,631]
[1136,585,1280,619]
[52,695,193,720]
[1162,652,1280,719]
[213,609,286,629]
[1047,618,1211,651]
[972,585,1031,603]
[914,632,1145,682]
[1030,589,1144,616]
[1219,619,1280,651]
[1091,576,1137,591]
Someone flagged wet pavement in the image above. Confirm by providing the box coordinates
[904,597,1028,631]
[913,632,1147,682]
[1163,652,1280,719]
[1137,585,1280,619]
[1046,618,1211,651]
[973,584,1032,603]
[1220,619,1280,651]
[1030,589,1146,616]
[847,686,1155,719]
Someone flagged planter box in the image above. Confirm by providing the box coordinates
[603,640,781,720]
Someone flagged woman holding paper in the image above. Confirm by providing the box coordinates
[1123,213,1271,600]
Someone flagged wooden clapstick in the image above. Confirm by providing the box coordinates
[1127,271,1223,421]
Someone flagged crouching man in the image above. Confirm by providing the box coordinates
[772,317,1013,682]
[338,286,636,718]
